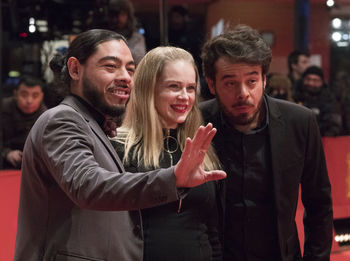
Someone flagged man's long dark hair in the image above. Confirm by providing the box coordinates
[49,29,126,103]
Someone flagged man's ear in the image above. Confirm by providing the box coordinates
[205,77,216,96]
[263,75,267,91]
[291,63,297,72]
[67,57,81,81]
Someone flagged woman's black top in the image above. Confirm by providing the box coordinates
[112,130,222,261]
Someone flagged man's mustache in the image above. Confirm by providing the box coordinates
[232,101,254,107]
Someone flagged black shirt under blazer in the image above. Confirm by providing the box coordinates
[200,95,333,261]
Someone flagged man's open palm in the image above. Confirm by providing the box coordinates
[174,123,226,187]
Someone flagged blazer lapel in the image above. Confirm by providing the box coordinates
[61,96,125,173]
[266,96,290,188]
[88,118,125,173]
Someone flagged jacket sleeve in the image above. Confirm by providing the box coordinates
[301,113,333,261]
[34,108,180,211]
[208,181,223,261]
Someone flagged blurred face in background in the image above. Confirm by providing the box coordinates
[303,74,323,94]
[155,59,196,129]
[170,11,185,30]
[110,11,128,30]
[14,83,43,114]
[293,55,310,76]
[270,87,287,100]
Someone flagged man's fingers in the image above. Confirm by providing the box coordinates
[203,170,227,182]
[9,159,16,166]
[183,123,216,160]
[9,156,18,167]
[201,123,214,140]
[192,125,205,143]
[201,128,217,152]
[193,123,213,142]
[181,137,192,157]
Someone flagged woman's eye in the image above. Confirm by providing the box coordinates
[169,84,179,89]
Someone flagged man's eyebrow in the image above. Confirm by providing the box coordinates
[98,56,135,67]
[221,70,259,80]
[246,70,259,76]
[98,56,120,63]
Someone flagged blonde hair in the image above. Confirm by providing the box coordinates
[116,46,220,170]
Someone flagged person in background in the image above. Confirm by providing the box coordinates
[112,46,222,261]
[265,73,294,102]
[200,24,333,261]
[14,29,226,261]
[108,0,146,65]
[168,5,203,67]
[1,75,46,169]
[287,50,310,96]
[332,70,350,134]
[294,65,343,136]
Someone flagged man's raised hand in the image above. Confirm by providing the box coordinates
[174,123,226,187]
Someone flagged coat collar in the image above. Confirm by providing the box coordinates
[61,95,125,172]
[265,95,292,175]
[265,94,283,124]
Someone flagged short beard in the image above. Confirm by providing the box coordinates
[305,85,322,95]
[82,76,126,119]
[217,94,264,127]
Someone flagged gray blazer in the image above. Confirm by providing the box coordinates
[14,96,179,261]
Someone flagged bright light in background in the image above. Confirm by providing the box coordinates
[139,28,145,35]
[29,17,35,25]
[332,18,342,29]
[330,15,350,48]
[332,31,342,42]
[29,24,36,33]
[327,0,335,7]
[28,17,36,33]
[37,20,48,32]
[337,41,349,47]
[9,71,20,77]
[335,233,350,242]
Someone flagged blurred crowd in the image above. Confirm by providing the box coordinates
[1,0,348,170]
[266,50,347,137]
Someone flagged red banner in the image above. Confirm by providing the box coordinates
[322,136,350,219]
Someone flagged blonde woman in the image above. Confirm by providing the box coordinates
[112,46,222,261]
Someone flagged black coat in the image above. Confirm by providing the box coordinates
[294,86,342,136]
[200,95,333,261]
[1,96,47,169]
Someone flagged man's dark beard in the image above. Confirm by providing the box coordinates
[305,85,322,96]
[217,94,263,127]
[82,77,126,118]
